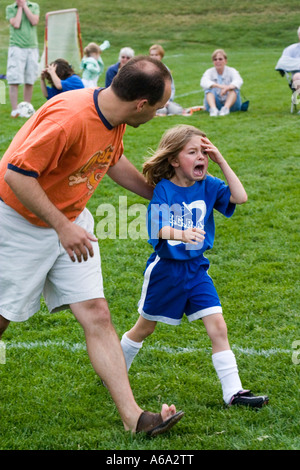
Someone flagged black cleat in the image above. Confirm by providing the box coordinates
[229,390,269,408]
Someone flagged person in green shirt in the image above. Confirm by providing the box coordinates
[6,0,39,117]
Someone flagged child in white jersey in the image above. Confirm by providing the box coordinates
[121,124,269,408]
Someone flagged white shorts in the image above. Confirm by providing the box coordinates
[6,46,39,85]
[0,201,104,322]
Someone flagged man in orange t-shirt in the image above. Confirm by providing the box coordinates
[0,56,184,436]
[0,86,126,226]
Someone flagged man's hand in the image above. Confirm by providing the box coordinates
[57,221,98,262]
[4,169,98,262]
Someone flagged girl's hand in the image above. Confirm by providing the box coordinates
[45,64,62,90]
[182,227,205,245]
[159,226,205,245]
[46,63,57,77]
[201,136,225,165]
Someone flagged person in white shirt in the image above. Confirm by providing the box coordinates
[282,26,300,59]
[200,49,243,117]
[282,26,300,92]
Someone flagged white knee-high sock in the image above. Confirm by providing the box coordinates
[212,350,243,404]
[121,332,143,372]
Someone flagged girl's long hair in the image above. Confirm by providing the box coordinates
[143,125,206,186]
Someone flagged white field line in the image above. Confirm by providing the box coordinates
[162,53,203,99]
[164,54,184,58]
[5,340,292,357]
[176,89,203,98]
[151,345,292,357]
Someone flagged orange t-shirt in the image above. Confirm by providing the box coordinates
[0,88,126,226]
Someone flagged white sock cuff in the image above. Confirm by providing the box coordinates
[212,349,236,366]
[121,332,143,349]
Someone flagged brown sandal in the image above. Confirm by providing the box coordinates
[136,410,184,437]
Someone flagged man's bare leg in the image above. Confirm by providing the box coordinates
[70,298,178,432]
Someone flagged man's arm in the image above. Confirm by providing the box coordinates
[107,154,154,200]
[4,170,97,262]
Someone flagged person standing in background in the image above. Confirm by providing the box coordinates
[6,0,40,117]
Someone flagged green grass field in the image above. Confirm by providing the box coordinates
[0,0,299,452]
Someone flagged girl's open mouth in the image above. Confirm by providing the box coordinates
[194,164,205,177]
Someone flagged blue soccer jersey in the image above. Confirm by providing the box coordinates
[147,177,235,262]
[46,75,84,99]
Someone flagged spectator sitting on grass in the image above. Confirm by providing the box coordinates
[200,49,243,117]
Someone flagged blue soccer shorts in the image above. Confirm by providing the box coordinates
[138,254,222,325]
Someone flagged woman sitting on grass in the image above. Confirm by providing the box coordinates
[200,49,243,117]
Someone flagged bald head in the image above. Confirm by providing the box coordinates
[111,55,172,106]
